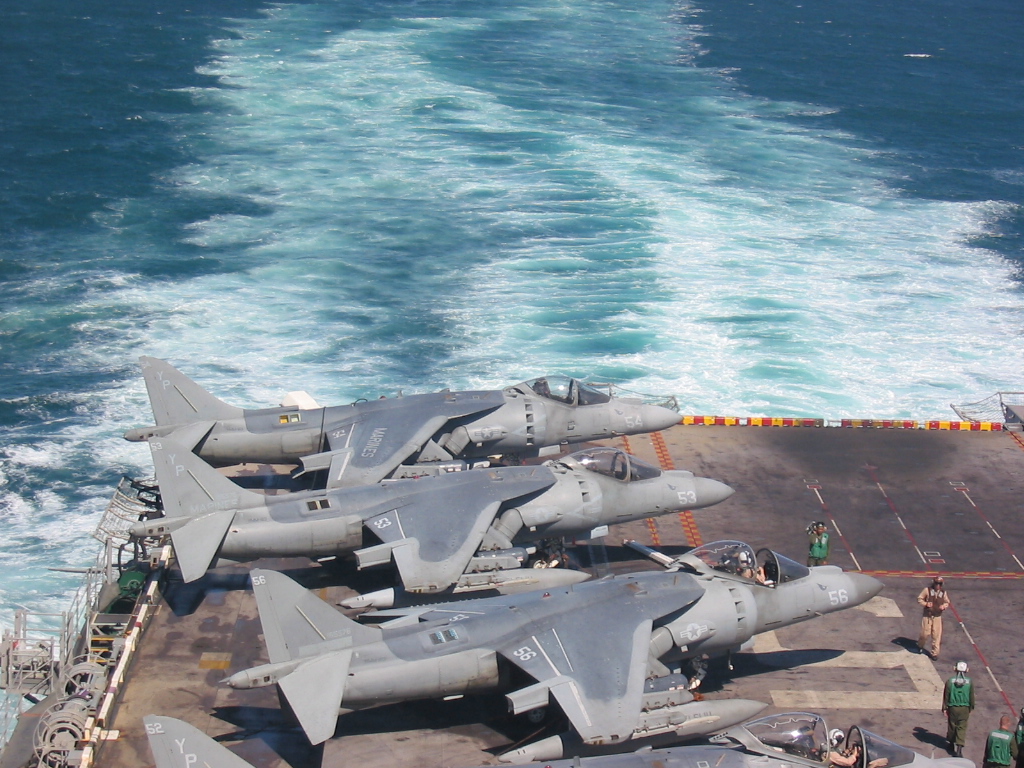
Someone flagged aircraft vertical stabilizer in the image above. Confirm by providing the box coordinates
[144,715,254,768]
[148,437,257,582]
[139,356,244,427]
[250,568,381,664]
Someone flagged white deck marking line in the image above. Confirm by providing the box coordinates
[957,489,1024,572]
[946,602,1016,712]
[873,479,927,564]
[804,481,863,571]
[828,517,862,572]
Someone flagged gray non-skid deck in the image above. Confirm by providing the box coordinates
[99,424,1024,768]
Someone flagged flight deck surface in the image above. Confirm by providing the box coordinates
[99,424,1024,768]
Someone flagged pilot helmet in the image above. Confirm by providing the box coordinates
[955,661,968,673]
[738,551,752,567]
[829,729,845,747]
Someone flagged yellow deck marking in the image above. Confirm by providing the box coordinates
[198,652,233,670]
[854,596,904,618]
[754,631,943,709]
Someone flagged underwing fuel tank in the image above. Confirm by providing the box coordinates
[498,676,766,763]
[342,566,592,609]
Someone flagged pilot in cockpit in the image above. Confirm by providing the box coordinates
[828,729,889,768]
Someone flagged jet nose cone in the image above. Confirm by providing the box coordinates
[847,572,885,605]
[641,404,682,433]
[690,477,735,508]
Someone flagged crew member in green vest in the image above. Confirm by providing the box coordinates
[942,661,975,757]
[807,521,830,566]
[983,716,1019,768]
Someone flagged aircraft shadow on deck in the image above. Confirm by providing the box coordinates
[161,558,398,616]
[212,693,553,753]
[205,705,323,768]
[728,647,845,676]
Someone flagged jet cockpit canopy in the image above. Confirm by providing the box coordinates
[717,713,918,768]
[517,376,612,406]
[553,447,662,482]
[739,712,830,763]
[683,541,810,586]
[844,726,918,768]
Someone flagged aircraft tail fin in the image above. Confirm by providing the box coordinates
[149,437,257,582]
[139,356,244,427]
[250,569,381,664]
[144,715,254,768]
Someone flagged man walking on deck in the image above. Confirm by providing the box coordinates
[942,661,974,757]
[917,576,949,659]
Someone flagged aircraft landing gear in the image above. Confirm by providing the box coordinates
[686,655,709,691]
[530,540,568,569]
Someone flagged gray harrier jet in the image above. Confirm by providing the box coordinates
[123,357,680,489]
[223,552,881,750]
[495,710,975,766]
[132,438,733,592]
[144,712,974,768]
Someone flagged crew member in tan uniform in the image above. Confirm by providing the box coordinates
[917,576,950,660]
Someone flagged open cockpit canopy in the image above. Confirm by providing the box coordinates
[517,376,612,406]
[554,446,662,482]
[724,713,919,768]
[683,541,810,586]
[743,712,829,762]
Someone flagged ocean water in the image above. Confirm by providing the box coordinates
[1,0,1022,631]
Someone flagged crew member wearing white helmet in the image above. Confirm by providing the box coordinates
[943,661,975,757]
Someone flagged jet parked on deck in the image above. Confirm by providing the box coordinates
[143,712,973,768]
[132,438,733,594]
[124,357,681,489]
[223,548,882,754]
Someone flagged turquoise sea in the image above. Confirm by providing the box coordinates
[1,0,1022,627]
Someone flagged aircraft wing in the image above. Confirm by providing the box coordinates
[301,390,507,489]
[499,578,706,745]
[355,466,555,593]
